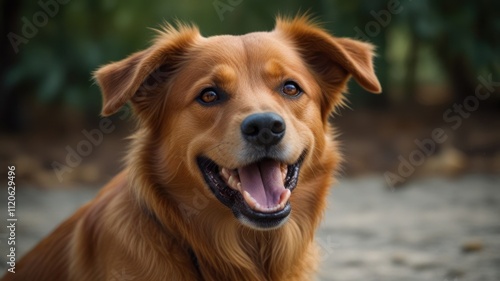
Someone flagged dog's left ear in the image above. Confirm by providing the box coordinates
[275,16,381,113]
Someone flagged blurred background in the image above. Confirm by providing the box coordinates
[1,0,499,280]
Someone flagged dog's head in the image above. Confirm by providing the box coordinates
[95,16,380,230]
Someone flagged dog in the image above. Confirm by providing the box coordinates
[3,15,380,281]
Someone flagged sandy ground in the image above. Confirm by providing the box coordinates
[1,175,499,280]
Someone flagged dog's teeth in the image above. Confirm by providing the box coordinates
[228,175,238,190]
[243,188,291,213]
[281,165,288,181]
[243,191,258,209]
[237,182,242,191]
[220,168,230,180]
[221,168,242,190]
[279,189,291,205]
[255,203,262,210]
[268,203,283,212]
[279,199,287,209]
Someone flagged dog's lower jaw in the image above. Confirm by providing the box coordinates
[234,207,291,230]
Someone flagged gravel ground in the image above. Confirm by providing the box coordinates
[1,175,499,280]
[317,176,500,281]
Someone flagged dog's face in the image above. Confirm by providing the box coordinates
[95,17,380,230]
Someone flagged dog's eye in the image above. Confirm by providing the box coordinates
[282,81,302,97]
[198,88,219,104]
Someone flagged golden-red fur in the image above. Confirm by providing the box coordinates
[3,16,380,281]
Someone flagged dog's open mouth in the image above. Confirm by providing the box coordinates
[197,153,305,229]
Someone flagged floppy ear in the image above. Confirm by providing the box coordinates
[94,24,200,116]
[275,16,381,113]
[331,37,382,94]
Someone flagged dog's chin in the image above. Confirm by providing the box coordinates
[196,152,306,230]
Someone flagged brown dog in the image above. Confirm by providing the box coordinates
[3,16,380,280]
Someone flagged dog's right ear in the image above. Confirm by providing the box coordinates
[94,24,200,116]
[275,15,381,119]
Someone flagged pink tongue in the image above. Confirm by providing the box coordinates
[238,159,285,208]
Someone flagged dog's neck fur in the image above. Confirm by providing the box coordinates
[125,127,338,281]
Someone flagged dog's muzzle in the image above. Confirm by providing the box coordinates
[197,112,306,230]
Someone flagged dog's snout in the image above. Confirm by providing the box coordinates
[241,112,285,146]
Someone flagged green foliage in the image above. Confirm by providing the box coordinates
[3,0,499,113]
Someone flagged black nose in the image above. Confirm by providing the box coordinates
[241,112,286,146]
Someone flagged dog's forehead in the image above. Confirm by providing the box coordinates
[190,32,304,74]
[167,31,317,106]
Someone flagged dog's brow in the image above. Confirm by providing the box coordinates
[263,60,286,79]
[210,65,237,86]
